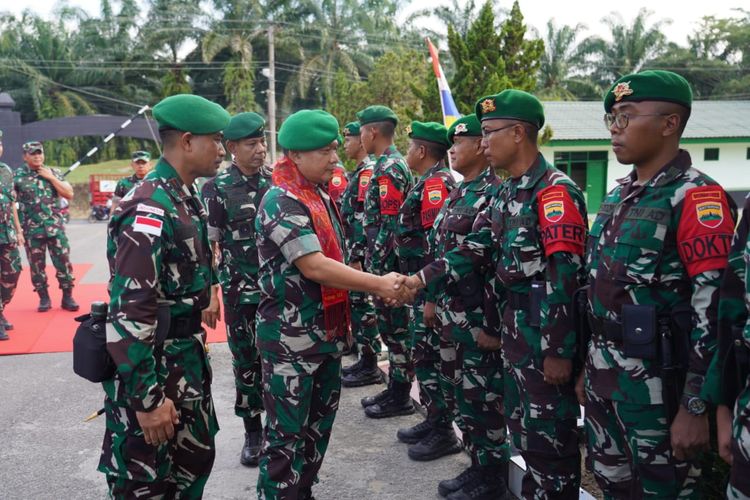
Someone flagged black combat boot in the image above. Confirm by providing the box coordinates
[37,288,51,312]
[0,311,13,331]
[0,321,8,341]
[408,426,462,461]
[364,380,415,418]
[240,431,262,467]
[438,465,482,497]
[446,466,510,500]
[61,288,80,311]
[342,356,364,376]
[396,418,432,444]
[342,352,383,387]
[299,486,316,500]
[360,378,392,408]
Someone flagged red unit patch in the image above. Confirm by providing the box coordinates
[536,185,586,256]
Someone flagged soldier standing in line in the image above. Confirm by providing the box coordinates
[580,70,736,498]
[0,130,24,339]
[408,90,586,499]
[339,121,383,387]
[111,150,152,211]
[356,105,416,418]
[14,141,79,312]
[425,114,510,499]
[394,120,460,460]
[200,111,270,467]
[98,94,230,497]
[254,109,413,500]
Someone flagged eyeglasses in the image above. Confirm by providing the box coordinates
[603,112,671,130]
[481,123,518,138]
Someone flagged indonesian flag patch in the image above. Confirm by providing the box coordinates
[132,215,163,236]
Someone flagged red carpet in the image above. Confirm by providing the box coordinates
[0,264,227,356]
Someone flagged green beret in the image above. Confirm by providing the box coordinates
[408,121,450,148]
[356,105,398,126]
[604,70,693,113]
[153,94,231,134]
[131,150,151,161]
[224,112,265,141]
[475,89,545,128]
[446,114,482,144]
[278,109,340,151]
[343,121,361,136]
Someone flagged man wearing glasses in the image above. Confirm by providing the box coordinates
[581,70,736,497]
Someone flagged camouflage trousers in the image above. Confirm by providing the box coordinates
[223,301,263,419]
[584,389,701,499]
[374,300,412,383]
[729,386,750,498]
[24,233,74,291]
[412,295,450,426]
[453,343,510,467]
[99,396,218,499]
[438,338,467,440]
[257,351,342,500]
[350,291,380,356]
[0,243,21,311]
[504,360,581,500]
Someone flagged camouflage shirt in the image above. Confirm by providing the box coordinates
[395,162,455,268]
[361,144,413,274]
[0,162,17,245]
[585,150,736,404]
[425,166,500,345]
[104,158,214,413]
[340,155,375,264]
[13,163,66,239]
[113,173,146,199]
[202,163,272,306]
[255,185,347,356]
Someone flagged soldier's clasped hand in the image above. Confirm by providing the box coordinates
[136,398,180,447]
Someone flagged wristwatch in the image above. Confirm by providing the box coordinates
[681,395,707,416]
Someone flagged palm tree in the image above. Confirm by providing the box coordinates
[537,20,601,100]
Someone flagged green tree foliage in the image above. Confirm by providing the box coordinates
[537,21,601,100]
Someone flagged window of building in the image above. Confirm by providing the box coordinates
[704,148,719,161]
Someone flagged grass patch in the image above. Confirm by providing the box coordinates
[58,159,134,184]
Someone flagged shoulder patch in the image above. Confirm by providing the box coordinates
[132,215,163,236]
[677,185,735,277]
[357,168,373,202]
[136,203,165,217]
[421,177,448,229]
[536,185,586,257]
[378,176,402,215]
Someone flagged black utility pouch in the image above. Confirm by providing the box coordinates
[72,304,114,383]
[155,303,172,344]
[622,304,658,360]
[527,280,545,328]
[458,272,482,310]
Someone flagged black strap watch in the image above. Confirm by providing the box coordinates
[681,395,707,416]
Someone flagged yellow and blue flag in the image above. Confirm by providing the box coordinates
[426,38,461,128]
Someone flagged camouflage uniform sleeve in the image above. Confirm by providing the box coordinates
[677,187,737,400]
[106,200,168,413]
[113,179,128,199]
[371,165,408,272]
[258,192,322,264]
[51,167,65,181]
[201,180,225,243]
[537,184,588,359]
[424,218,442,303]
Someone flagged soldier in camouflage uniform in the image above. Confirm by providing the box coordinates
[0,130,23,339]
[582,71,736,499]
[99,94,230,498]
[355,105,416,418]
[201,112,270,467]
[254,109,413,499]
[14,141,79,312]
[339,121,383,387]
[111,150,152,211]
[409,91,586,499]
[423,114,510,499]
[393,120,460,460]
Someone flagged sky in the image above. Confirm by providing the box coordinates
[2,0,746,46]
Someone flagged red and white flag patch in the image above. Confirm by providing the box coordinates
[133,215,163,236]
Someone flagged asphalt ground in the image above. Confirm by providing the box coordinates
[0,220,470,499]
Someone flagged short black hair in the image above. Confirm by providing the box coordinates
[374,121,395,138]
[413,138,448,161]
[159,128,183,147]
[521,123,539,144]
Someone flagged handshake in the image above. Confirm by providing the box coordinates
[374,272,425,307]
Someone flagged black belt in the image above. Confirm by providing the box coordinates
[587,313,623,343]
[167,313,203,339]
[506,291,530,311]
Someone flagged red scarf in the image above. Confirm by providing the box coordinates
[272,156,351,341]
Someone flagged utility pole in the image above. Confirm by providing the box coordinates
[267,25,277,163]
